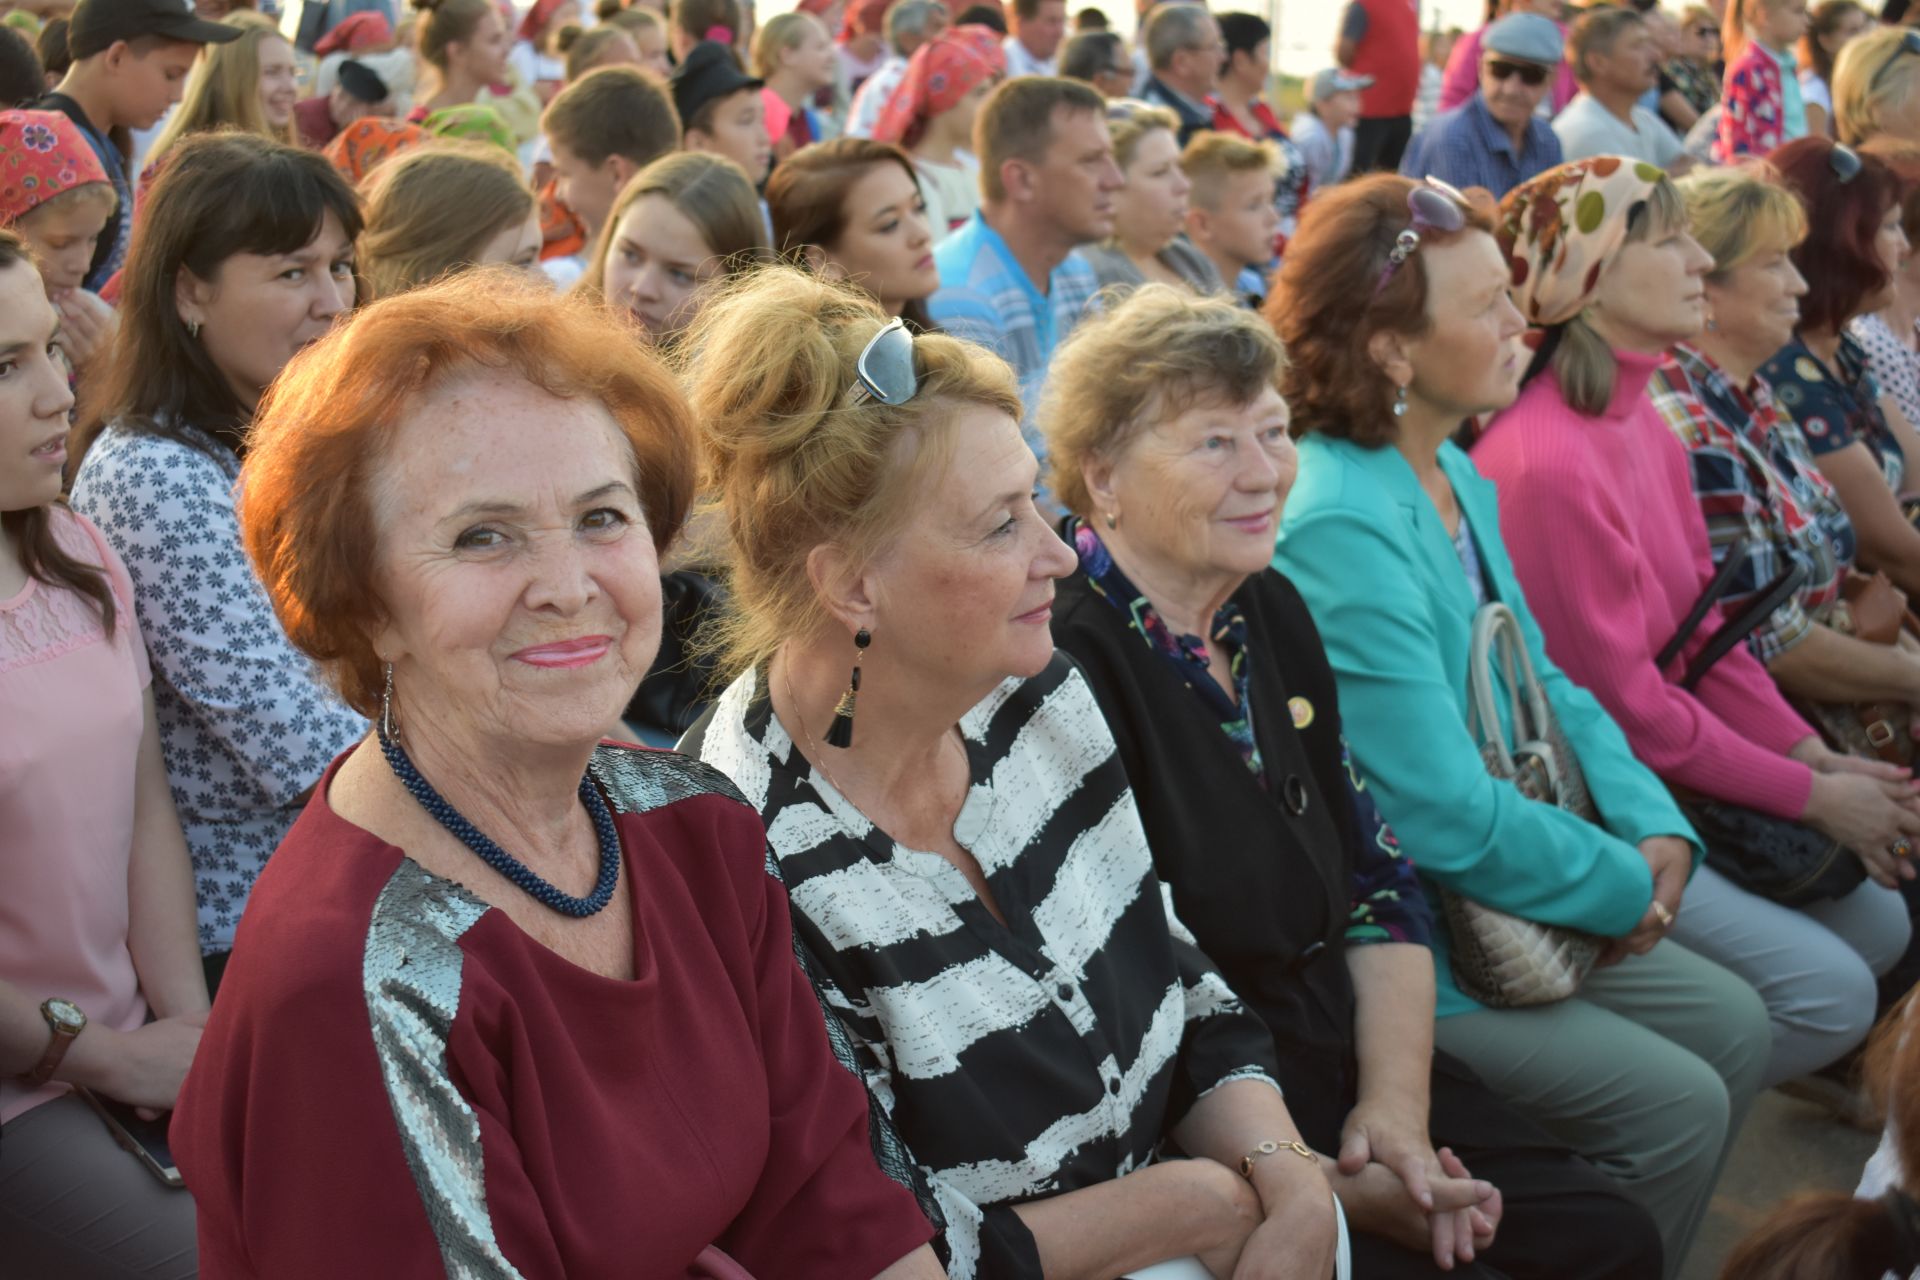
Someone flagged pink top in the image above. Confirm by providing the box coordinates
[1472,349,1817,819]
[0,507,152,1124]
[1438,23,1579,119]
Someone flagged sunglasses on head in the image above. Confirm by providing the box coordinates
[1485,57,1549,86]
[1872,29,1920,93]
[845,317,919,408]
[1374,177,1471,298]
[1830,141,1864,184]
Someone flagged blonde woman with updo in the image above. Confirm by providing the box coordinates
[680,264,1342,1280]
[356,143,543,300]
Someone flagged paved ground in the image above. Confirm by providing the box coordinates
[1678,1088,1881,1280]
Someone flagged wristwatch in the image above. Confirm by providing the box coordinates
[18,998,86,1088]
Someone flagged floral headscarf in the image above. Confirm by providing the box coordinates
[0,110,111,227]
[1498,155,1668,329]
[324,117,430,185]
[872,25,1006,148]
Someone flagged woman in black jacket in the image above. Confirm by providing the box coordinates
[1040,285,1663,1280]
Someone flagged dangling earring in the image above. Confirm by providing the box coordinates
[1392,384,1409,418]
[826,629,871,749]
[1705,314,1720,333]
[1104,509,1118,531]
[379,662,398,743]
[187,320,201,340]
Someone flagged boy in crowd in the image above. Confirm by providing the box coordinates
[672,40,773,187]
[37,0,237,289]
[1180,130,1281,308]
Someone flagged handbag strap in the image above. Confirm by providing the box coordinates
[1678,556,1811,690]
[1655,534,1750,672]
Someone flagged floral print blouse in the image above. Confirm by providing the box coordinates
[68,421,366,954]
[1763,331,1906,495]
[1650,343,1854,663]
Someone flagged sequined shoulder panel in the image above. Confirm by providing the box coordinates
[362,859,524,1280]
[589,742,750,816]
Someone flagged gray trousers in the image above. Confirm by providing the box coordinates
[0,1092,197,1279]
[1666,864,1911,1087]
[1434,939,1772,1280]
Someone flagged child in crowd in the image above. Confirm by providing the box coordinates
[1179,130,1281,308]
[0,109,118,370]
[540,64,681,286]
[1717,0,1814,161]
[39,0,239,289]
[672,39,774,187]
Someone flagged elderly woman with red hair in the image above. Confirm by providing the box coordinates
[167,271,945,1280]
[874,24,1005,241]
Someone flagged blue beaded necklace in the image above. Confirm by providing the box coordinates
[377,727,622,918]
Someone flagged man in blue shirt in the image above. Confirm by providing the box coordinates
[1400,12,1563,199]
[931,75,1121,468]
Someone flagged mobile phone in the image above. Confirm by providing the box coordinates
[76,1087,184,1189]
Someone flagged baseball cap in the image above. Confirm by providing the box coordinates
[69,0,243,58]
[671,41,763,129]
[1310,67,1372,102]
[1483,12,1564,65]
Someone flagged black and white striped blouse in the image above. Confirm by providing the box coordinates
[687,654,1282,1279]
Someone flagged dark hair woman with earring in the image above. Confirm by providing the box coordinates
[66,133,367,993]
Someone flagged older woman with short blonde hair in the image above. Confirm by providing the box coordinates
[167,270,944,1280]
[1831,24,1920,146]
[1044,284,1663,1280]
[1079,99,1221,295]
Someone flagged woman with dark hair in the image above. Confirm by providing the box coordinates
[767,137,938,329]
[1762,138,1920,599]
[1473,157,1915,1097]
[1268,173,1773,1277]
[67,133,366,990]
[1209,11,1311,254]
[0,228,209,1278]
[1800,0,1871,138]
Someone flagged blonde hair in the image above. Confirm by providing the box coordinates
[1106,99,1179,172]
[147,13,293,163]
[678,265,1023,677]
[1833,24,1920,146]
[577,150,772,299]
[1181,129,1277,211]
[356,142,535,301]
[751,11,821,79]
[1040,284,1286,517]
[1675,163,1808,280]
[1549,178,1687,416]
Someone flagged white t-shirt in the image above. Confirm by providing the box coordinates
[1551,93,1684,168]
[915,153,981,245]
[1004,35,1057,79]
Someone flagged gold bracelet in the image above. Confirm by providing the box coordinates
[1239,1138,1316,1179]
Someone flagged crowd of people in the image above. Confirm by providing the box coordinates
[18,0,1920,1275]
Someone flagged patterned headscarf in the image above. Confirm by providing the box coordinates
[872,25,1006,148]
[1497,155,1668,329]
[314,11,393,56]
[0,110,111,227]
[422,104,518,155]
[324,117,429,185]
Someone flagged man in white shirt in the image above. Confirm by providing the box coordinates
[845,0,948,138]
[1290,67,1371,191]
[1004,0,1067,77]
[1552,4,1691,171]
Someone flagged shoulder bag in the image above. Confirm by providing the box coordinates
[1444,601,1603,1009]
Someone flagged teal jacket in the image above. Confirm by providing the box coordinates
[1275,435,1697,1018]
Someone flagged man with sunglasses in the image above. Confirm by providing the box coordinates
[1399,12,1564,200]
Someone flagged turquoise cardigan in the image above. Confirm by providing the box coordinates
[1275,435,1697,1018]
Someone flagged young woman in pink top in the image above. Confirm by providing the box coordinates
[0,232,208,1273]
[1474,157,1918,1091]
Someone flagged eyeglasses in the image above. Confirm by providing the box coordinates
[1871,29,1920,93]
[846,317,919,408]
[1689,24,1720,40]
[1830,141,1864,184]
[1484,58,1549,86]
[1374,177,1470,298]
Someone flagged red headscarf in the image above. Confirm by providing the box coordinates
[517,0,575,43]
[841,0,889,42]
[314,11,393,56]
[872,24,1005,148]
[0,110,110,227]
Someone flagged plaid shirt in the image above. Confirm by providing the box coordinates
[929,214,1099,461]
[1649,343,1854,663]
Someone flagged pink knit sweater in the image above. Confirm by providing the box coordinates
[1472,348,1816,819]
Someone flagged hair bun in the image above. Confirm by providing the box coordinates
[412,0,443,14]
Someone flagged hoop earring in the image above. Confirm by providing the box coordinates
[825,628,871,749]
[1392,384,1409,417]
[380,662,398,742]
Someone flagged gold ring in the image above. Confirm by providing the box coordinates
[1651,901,1674,928]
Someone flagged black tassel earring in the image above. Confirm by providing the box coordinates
[826,628,871,748]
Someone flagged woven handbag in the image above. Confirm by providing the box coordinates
[1443,602,1603,1009]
